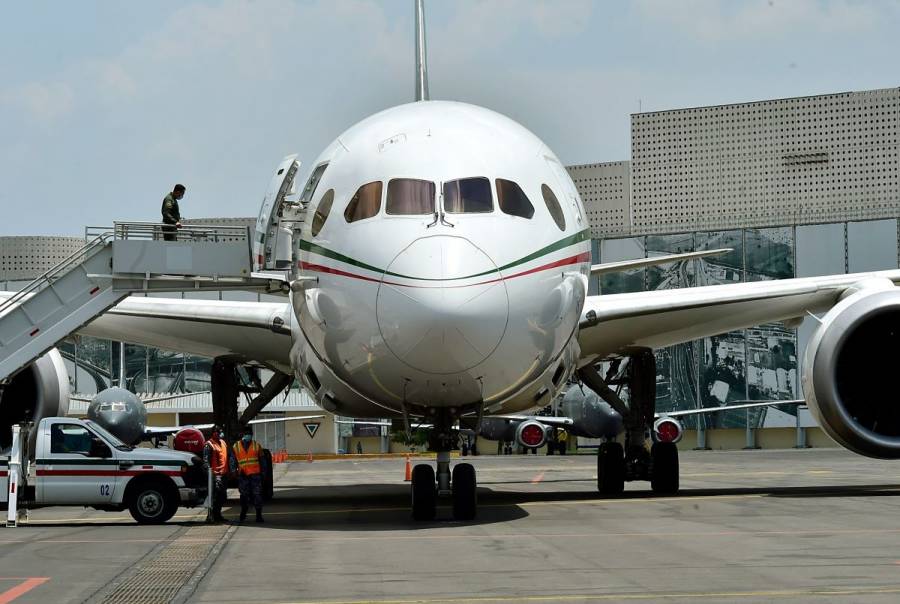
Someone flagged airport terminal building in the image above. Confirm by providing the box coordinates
[3,86,898,452]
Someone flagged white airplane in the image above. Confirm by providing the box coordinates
[4,1,900,520]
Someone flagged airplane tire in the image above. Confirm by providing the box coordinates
[650,442,679,494]
[597,442,625,495]
[128,479,178,524]
[411,464,436,521]
[452,463,477,521]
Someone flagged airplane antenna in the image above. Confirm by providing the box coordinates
[414,0,430,101]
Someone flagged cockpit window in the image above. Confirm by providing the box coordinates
[541,184,566,231]
[386,179,435,215]
[299,163,329,203]
[311,189,334,237]
[344,181,383,223]
[443,178,493,214]
[496,179,535,219]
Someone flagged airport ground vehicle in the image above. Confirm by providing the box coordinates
[2,417,207,524]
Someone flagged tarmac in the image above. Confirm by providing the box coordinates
[3,448,900,603]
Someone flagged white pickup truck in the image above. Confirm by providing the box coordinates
[2,417,207,524]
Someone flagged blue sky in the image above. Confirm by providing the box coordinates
[1,0,898,236]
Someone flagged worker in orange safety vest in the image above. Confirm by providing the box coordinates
[203,425,229,522]
[230,426,265,522]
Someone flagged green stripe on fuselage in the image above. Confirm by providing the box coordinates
[300,229,589,282]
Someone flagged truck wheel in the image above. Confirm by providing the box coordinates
[128,480,178,524]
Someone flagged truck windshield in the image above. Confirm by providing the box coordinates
[84,420,133,451]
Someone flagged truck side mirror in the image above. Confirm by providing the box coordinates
[89,438,111,458]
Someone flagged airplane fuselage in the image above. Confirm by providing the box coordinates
[288,101,590,418]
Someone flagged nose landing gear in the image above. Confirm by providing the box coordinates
[409,408,478,521]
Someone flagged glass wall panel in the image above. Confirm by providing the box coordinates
[146,349,184,394]
[745,227,793,282]
[57,340,78,393]
[795,223,845,403]
[848,219,898,273]
[124,344,148,394]
[588,239,600,295]
[646,233,695,290]
[184,355,212,392]
[743,227,797,426]
[696,230,744,285]
[599,237,645,294]
[645,234,700,423]
[74,336,112,395]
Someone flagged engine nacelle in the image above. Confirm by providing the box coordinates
[0,349,70,449]
[515,420,549,449]
[803,282,900,458]
[559,385,624,438]
[653,417,684,444]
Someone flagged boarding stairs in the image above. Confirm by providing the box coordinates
[0,222,288,383]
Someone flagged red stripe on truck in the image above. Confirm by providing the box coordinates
[36,469,182,477]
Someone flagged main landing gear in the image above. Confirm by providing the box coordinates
[410,409,477,521]
[581,349,680,496]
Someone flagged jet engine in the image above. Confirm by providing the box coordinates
[515,420,549,449]
[803,282,900,458]
[559,385,623,438]
[0,349,70,449]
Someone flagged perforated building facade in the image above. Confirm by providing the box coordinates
[0,236,85,282]
[573,87,900,237]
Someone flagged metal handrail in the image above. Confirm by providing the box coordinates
[0,231,115,317]
[85,222,250,243]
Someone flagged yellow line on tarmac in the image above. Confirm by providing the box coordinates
[275,585,900,604]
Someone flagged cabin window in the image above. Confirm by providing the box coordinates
[541,184,566,231]
[50,423,94,455]
[496,179,535,219]
[443,177,493,214]
[311,189,334,237]
[386,179,435,215]
[299,163,329,203]
[344,181,383,223]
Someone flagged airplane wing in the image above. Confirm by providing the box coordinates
[489,415,574,427]
[74,296,294,373]
[144,414,325,437]
[656,400,804,418]
[590,249,730,276]
[577,268,900,362]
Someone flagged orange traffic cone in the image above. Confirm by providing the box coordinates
[307,450,313,463]
[404,454,412,482]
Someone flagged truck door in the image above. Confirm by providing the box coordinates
[38,422,118,505]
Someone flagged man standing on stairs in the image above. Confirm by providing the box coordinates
[230,426,265,523]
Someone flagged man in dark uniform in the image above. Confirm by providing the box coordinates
[161,184,185,241]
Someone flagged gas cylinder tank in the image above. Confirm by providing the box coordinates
[173,428,206,455]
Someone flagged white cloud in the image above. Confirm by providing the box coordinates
[634,0,885,42]
[1,81,75,124]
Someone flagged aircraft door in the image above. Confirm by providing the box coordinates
[254,155,301,271]
[40,423,118,504]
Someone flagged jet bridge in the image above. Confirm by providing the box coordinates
[0,222,288,383]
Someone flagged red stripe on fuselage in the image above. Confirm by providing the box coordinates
[300,251,590,289]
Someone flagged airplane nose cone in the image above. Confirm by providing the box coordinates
[376,235,509,375]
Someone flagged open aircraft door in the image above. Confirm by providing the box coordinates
[253,155,301,271]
